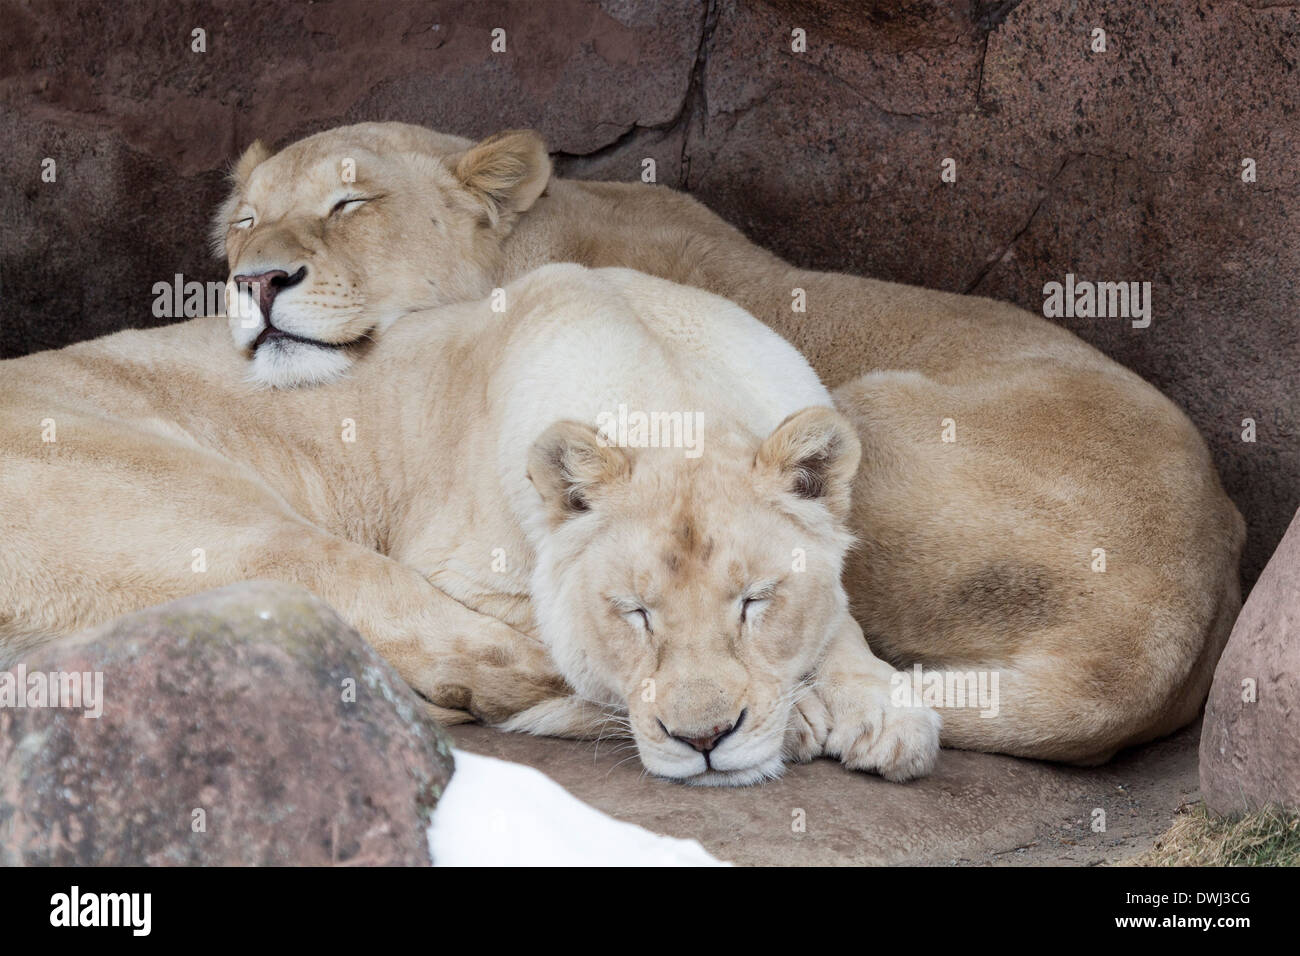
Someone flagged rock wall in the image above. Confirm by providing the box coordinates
[1,0,1295,585]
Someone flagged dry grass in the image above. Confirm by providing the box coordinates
[1124,803,1300,867]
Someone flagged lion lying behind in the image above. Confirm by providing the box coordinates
[212,122,1247,765]
[0,264,940,785]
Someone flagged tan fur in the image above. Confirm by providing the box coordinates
[205,122,1247,764]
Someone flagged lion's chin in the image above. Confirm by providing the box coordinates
[245,338,355,390]
[658,754,789,788]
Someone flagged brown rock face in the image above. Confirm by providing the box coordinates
[0,582,455,865]
[0,0,1294,586]
[1200,509,1300,813]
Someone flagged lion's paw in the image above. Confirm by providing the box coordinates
[822,683,941,782]
[784,689,831,763]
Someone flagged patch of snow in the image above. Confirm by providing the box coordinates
[428,749,727,866]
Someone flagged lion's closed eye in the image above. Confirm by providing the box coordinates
[329,194,384,217]
[740,582,778,624]
[609,596,652,634]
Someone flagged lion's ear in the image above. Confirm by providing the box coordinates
[233,139,271,186]
[452,130,551,226]
[527,420,629,526]
[210,140,271,259]
[755,407,861,521]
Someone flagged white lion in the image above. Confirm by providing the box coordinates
[0,264,939,785]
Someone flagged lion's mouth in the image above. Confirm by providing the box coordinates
[251,325,369,353]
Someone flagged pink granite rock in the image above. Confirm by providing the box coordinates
[0,581,455,865]
[1200,509,1300,813]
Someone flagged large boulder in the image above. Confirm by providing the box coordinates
[0,581,455,865]
[1200,509,1300,813]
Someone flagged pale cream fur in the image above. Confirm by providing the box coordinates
[0,265,940,785]
[209,123,1247,765]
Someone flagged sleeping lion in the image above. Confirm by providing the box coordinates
[0,264,939,785]
[210,122,1246,765]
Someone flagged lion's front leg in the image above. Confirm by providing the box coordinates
[376,601,575,728]
[247,532,575,727]
[789,612,941,782]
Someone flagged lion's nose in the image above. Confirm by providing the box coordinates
[661,708,746,753]
[232,265,307,323]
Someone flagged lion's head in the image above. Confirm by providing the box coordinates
[212,122,551,388]
[524,406,861,786]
